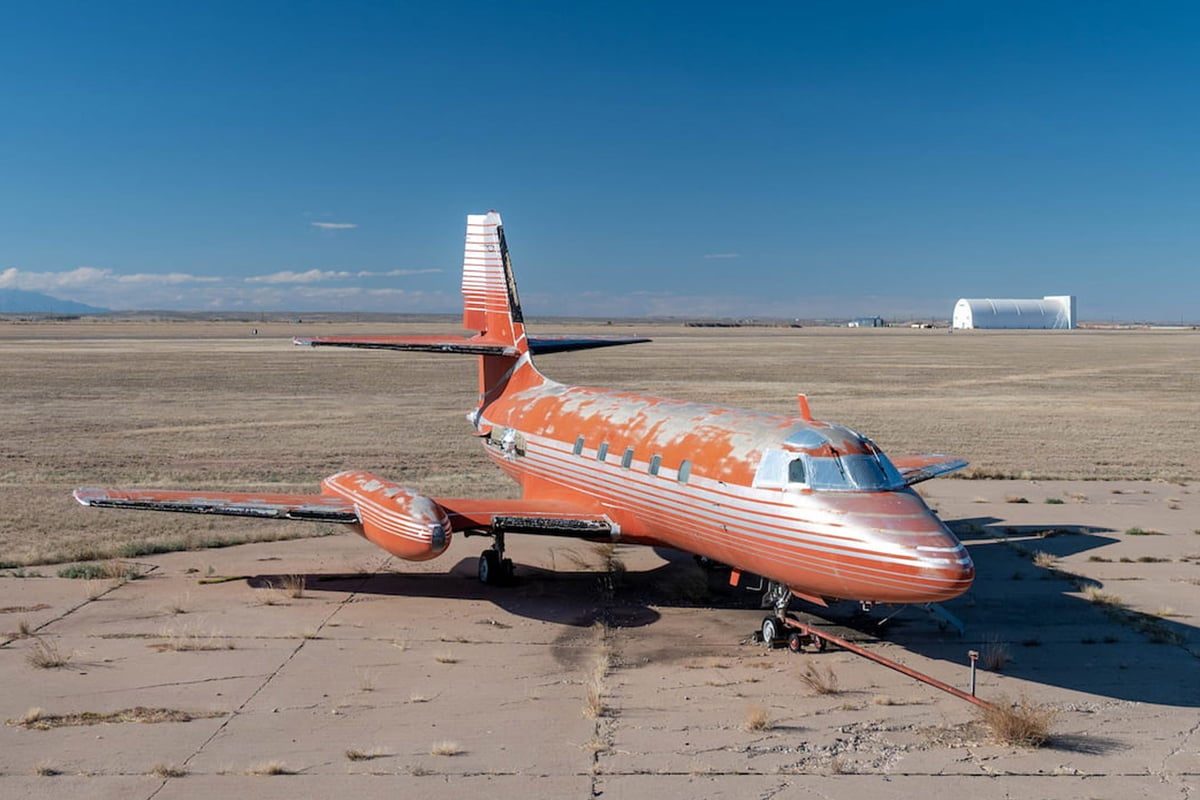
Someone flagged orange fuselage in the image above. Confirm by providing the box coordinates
[475,358,974,605]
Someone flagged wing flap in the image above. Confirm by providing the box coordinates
[432,497,615,537]
[889,455,969,486]
[73,487,360,524]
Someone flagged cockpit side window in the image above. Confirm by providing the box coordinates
[787,458,806,484]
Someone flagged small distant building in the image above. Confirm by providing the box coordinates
[847,316,885,328]
[952,296,1076,330]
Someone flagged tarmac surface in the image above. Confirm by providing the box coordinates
[2,479,1198,798]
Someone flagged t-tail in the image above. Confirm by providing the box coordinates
[294,210,649,407]
[461,211,538,404]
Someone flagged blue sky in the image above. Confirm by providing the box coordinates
[2,2,1198,321]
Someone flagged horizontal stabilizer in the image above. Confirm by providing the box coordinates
[73,487,359,523]
[890,455,969,486]
[293,334,649,356]
[293,335,517,355]
[527,335,650,355]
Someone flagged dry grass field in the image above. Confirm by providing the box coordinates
[2,319,1198,565]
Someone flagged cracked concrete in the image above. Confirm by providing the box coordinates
[1,479,1198,798]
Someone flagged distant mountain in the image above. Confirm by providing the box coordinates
[0,289,109,314]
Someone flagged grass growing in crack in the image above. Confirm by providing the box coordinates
[58,560,143,582]
[1032,550,1057,568]
[981,638,1011,671]
[1082,586,1123,607]
[744,704,771,731]
[8,707,225,730]
[345,748,389,761]
[798,660,840,694]
[433,651,458,664]
[34,761,60,776]
[244,761,294,775]
[162,593,190,615]
[430,741,461,756]
[582,620,613,720]
[978,695,1056,747]
[151,627,234,652]
[149,763,188,778]
[280,574,305,598]
[26,637,71,669]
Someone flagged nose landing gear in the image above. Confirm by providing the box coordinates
[756,581,829,653]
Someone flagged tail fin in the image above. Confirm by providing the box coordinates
[461,211,542,403]
[462,211,527,356]
[294,211,646,402]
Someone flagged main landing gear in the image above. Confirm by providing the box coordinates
[757,580,828,653]
[477,531,515,586]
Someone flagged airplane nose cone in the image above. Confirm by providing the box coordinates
[917,533,974,600]
[824,489,974,602]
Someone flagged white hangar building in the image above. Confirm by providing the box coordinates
[952,295,1076,330]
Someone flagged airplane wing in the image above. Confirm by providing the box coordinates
[73,487,615,538]
[73,487,360,523]
[294,334,649,356]
[889,455,969,486]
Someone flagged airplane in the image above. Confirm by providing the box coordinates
[75,211,974,647]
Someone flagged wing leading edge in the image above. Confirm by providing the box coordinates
[73,487,614,538]
[889,455,969,486]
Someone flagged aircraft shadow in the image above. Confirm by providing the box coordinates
[252,515,1200,707]
[801,514,1200,708]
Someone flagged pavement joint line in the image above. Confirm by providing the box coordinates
[142,563,384,800]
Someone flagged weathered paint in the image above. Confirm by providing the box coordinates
[75,211,973,607]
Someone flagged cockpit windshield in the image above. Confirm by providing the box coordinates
[753,434,906,492]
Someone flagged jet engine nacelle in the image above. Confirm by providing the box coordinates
[321,470,451,561]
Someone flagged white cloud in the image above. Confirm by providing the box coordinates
[245,269,353,284]
[1,266,112,290]
[116,272,221,285]
[310,222,358,230]
[363,268,442,277]
[0,266,217,291]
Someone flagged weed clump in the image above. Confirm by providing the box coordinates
[978,695,1056,747]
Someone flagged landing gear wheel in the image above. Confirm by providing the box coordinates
[811,633,826,653]
[502,557,515,580]
[787,631,804,653]
[479,549,502,585]
[761,616,782,647]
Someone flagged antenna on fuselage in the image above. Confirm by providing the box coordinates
[796,394,813,422]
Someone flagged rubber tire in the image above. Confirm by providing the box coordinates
[787,631,804,653]
[502,558,515,579]
[811,634,826,653]
[761,616,781,647]
[479,549,501,584]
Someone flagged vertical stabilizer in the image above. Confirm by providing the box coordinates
[463,211,528,354]
[461,212,540,404]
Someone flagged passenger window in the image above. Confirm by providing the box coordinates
[677,460,692,484]
[648,454,662,476]
[573,435,584,456]
[788,458,807,484]
[597,442,609,462]
[621,446,634,469]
